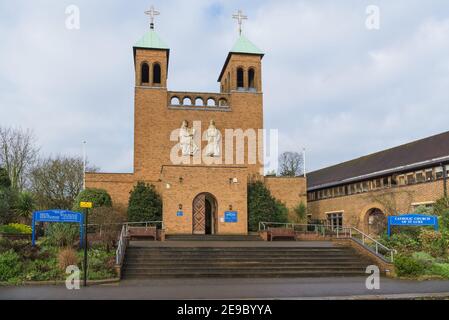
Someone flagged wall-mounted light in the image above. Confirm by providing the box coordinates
[178,204,183,210]
[166,183,171,189]
[229,205,233,210]
[179,177,183,183]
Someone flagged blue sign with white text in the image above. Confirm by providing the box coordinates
[32,210,84,247]
[224,211,238,223]
[387,214,438,237]
[177,211,184,217]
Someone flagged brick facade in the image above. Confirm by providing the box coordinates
[85,32,306,235]
[308,180,448,232]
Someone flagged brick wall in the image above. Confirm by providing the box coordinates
[264,176,307,222]
[308,180,447,232]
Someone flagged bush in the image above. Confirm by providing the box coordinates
[58,247,79,271]
[0,249,22,281]
[0,188,17,225]
[394,254,426,277]
[293,202,307,223]
[430,263,449,279]
[419,229,447,257]
[72,188,112,212]
[247,180,289,232]
[0,167,10,189]
[127,182,162,222]
[0,223,32,234]
[44,223,79,247]
[14,192,35,220]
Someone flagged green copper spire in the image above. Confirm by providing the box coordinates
[230,35,263,55]
[134,29,169,50]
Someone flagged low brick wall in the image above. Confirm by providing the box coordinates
[333,238,396,277]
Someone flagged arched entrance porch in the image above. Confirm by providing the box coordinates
[365,208,387,236]
[192,193,218,235]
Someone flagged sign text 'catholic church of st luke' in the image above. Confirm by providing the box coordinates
[86,8,307,235]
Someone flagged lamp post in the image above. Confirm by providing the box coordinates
[82,141,86,190]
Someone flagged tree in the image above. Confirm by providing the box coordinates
[72,188,112,212]
[128,182,162,222]
[0,127,38,191]
[247,180,288,231]
[433,196,449,230]
[278,151,304,177]
[90,207,125,252]
[293,201,307,223]
[14,191,35,222]
[0,167,11,189]
[30,156,98,210]
[0,188,17,225]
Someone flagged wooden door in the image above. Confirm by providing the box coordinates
[192,194,206,234]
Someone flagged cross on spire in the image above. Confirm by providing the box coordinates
[232,9,248,36]
[145,5,160,29]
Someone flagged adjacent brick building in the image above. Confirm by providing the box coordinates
[86,23,306,235]
[307,131,449,235]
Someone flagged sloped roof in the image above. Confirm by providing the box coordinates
[134,29,169,50]
[218,35,264,82]
[307,131,449,190]
[230,35,264,55]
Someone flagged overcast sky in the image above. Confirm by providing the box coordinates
[1,0,448,173]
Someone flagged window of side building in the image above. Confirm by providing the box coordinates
[407,173,416,184]
[435,167,443,179]
[425,169,434,181]
[416,171,425,183]
[327,212,343,230]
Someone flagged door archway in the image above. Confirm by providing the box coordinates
[365,208,387,236]
[192,193,218,235]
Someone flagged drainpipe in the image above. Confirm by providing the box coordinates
[443,163,448,198]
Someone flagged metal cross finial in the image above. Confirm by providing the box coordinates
[145,5,160,29]
[232,9,248,36]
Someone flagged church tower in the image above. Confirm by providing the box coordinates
[133,6,170,179]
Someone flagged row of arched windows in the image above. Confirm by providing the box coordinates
[170,96,228,107]
[141,62,161,85]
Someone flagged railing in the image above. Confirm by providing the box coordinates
[115,224,128,265]
[258,221,396,262]
[114,221,164,266]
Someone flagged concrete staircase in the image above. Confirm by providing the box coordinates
[121,244,377,279]
[165,234,263,241]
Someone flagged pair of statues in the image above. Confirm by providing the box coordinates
[179,120,221,157]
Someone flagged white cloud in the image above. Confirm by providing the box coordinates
[0,0,448,173]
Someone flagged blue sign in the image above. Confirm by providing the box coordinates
[387,214,438,237]
[176,211,184,217]
[224,211,238,223]
[32,210,84,247]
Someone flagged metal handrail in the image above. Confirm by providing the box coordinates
[115,224,128,265]
[259,221,396,262]
[114,221,164,266]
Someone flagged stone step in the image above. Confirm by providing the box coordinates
[165,235,263,241]
[124,260,370,266]
[122,270,369,279]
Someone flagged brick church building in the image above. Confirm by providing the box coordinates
[86,14,306,235]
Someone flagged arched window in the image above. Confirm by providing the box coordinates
[183,97,192,106]
[248,68,255,90]
[141,63,150,84]
[237,68,244,89]
[170,97,180,105]
[207,98,216,107]
[153,63,161,84]
[195,98,204,106]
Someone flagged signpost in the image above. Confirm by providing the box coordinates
[387,214,439,237]
[80,201,93,287]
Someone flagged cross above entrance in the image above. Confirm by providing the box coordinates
[232,9,248,36]
[145,5,160,29]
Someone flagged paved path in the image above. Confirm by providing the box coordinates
[1,277,449,300]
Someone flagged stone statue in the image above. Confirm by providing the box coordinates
[205,120,221,157]
[179,120,198,156]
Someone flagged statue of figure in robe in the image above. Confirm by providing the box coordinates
[205,120,221,157]
[179,120,198,156]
